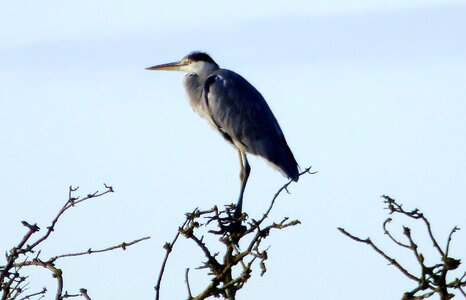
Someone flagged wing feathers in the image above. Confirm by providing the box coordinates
[204,70,299,181]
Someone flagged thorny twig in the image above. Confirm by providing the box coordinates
[154,218,190,300]
[79,289,91,300]
[155,166,315,300]
[50,236,151,262]
[338,227,419,282]
[261,166,316,225]
[1,184,149,300]
[339,195,465,300]
[185,269,193,299]
[384,196,445,257]
[19,287,47,300]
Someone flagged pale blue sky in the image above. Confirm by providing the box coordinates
[1,1,465,299]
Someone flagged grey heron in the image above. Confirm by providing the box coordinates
[147,52,298,217]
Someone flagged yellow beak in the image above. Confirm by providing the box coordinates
[146,61,186,71]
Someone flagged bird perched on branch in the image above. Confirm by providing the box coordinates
[147,52,298,217]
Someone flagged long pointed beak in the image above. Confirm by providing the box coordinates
[145,61,185,71]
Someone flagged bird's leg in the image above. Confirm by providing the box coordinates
[234,150,250,219]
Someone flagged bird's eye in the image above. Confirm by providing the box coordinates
[184,59,192,65]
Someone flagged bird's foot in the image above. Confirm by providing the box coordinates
[220,217,247,236]
[208,204,247,236]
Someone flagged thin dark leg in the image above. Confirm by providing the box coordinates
[234,151,250,218]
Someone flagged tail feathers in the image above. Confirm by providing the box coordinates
[265,143,299,182]
[286,164,299,182]
[249,135,299,182]
[281,150,299,182]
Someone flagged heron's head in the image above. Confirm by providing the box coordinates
[146,52,219,76]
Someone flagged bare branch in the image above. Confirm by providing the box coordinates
[79,288,92,300]
[445,226,460,258]
[383,218,411,249]
[50,236,150,262]
[382,195,445,256]
[338,227,419,282]
[154,217,190,300]
[341,197,465,300]
[18,287,47,300]
[185,269,193,300]
[260,166,316,225]
[27,184,114,253]
[1,184,147,300]
[154,168,315,300]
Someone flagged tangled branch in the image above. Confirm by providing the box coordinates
[155,166,316,300]
[0,184,149,300]
[338,195,465,300]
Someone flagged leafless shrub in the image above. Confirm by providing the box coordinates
[155,167,316,300]
[339,195,465,300]
[0,184,149,300]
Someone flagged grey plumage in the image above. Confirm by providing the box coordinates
[147,52,298,216]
